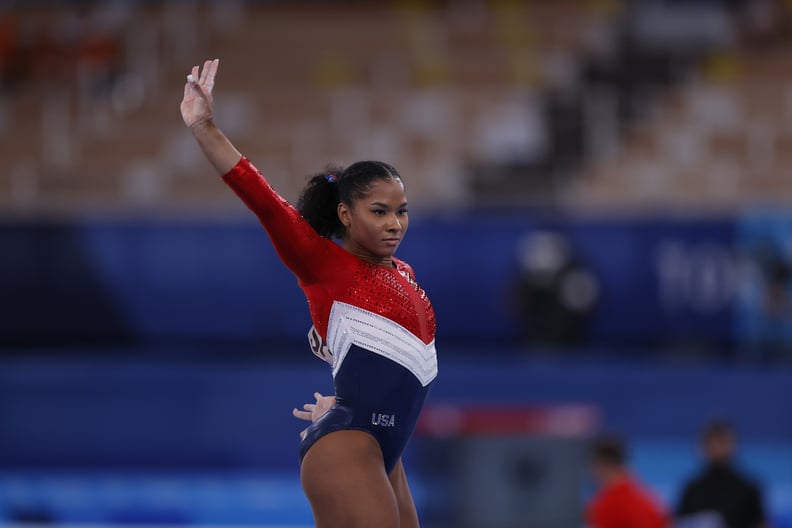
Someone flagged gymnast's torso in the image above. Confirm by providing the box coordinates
[222,157,438,473]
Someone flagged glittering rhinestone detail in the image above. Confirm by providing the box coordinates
[342,260,436,343]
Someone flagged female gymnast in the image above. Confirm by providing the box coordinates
[180,59,438,528]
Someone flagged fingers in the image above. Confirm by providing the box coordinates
[198,59,219,85]
[186,60,218,101]
[186,65,200,92]
[185,65,207,100]
[206,58,219,86]
[199,60,211,84]
[293,407,312,421]
[292,392,333,427]
[188,60,219,84]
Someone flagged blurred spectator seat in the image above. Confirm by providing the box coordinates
[0,0,613,215]
[567,42,792,210]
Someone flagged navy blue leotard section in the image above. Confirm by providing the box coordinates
[299,344,433,474]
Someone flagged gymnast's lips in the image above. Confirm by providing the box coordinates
[383,237,401,246]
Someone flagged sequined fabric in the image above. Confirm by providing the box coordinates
[341,259,436,343]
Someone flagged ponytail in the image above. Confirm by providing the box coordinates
[297,166,345,238]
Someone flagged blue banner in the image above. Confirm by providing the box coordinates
[0,214,740,347]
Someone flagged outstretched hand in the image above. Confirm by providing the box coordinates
[293,392,336,440]
[181,58,219,129]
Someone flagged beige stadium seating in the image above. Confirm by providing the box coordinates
[567,45,792,211]
[0,0,613,215]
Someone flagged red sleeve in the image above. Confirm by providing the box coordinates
[587,483,669,528]
[586,490,620,528]
[586,498,604,528]
[222,157,334,284]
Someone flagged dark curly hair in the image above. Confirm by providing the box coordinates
[297,161,404,239]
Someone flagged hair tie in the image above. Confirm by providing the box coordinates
[325,174,337,184]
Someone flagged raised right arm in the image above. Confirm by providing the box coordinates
[181,59,332,282]
[181,59,242,175]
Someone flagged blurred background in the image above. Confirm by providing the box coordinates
[1,0,792,526]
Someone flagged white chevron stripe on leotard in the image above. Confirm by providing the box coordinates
[326,301,437,387]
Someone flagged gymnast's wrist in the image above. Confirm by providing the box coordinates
[189,116,217,136]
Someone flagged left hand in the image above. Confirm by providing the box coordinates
[293,392,336,440]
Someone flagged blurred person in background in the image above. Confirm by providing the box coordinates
[181,59,437,528]
[749,241,792,360]
[0,8,20,93]
[676,420,767,528]
[514,229,600,347]
[586,434,668,528]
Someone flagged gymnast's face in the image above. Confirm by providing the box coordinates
[338,177,408,266]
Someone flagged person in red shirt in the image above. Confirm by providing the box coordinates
[586,434,668,528]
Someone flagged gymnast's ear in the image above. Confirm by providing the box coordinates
[337,202,352,230]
